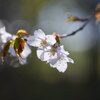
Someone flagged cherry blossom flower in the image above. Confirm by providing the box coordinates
[48,46,74,72]
[27,29,56,48]
[37,45,74,72]
[0,26,31,64]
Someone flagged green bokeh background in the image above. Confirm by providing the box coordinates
[0,0,100,100]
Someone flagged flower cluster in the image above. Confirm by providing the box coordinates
[27,29,74,72]
[0,27,74,72]
[0,3,100,73]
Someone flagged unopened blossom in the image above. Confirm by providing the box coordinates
[27,29,56,48]
[37,45,74,72]
[67,15,88,22]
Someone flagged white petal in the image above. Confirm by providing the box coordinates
[43,51,53,61]
[46,35,56,45]
[27,36,35,45]
[57,45,69,55]
[12,35,17,40]
[34,29,45,39]
[9,46,16,56]
[48,58,58,68]
[37,46,58,61]
[21,43,31,58]
[0,26,12,36]
[27,36,42,47]
[1,35,12,43]
[54,59,68,73]
[0,26,12,43]
[37,48,44,61]
[37,48,51,61]
[0,27,7,34]
[19,57,27,65]
[67,57,74,63]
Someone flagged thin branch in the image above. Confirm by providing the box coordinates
[60,21,89,38]
[60,14,94,38]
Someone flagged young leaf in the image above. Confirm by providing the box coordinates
[16,29,28,36]
[14,37,25,57]
[1,40,14,64]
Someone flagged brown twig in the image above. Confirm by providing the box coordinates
[60,14,94,38]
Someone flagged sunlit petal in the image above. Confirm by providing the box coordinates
[9,46,16,56]
[46,35,56,45]
[19,57,27,65]
[21,43,31,58]
[34,29,45,39]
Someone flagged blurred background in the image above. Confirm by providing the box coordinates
[0,0,100,100]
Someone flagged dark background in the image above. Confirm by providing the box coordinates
[0,0,100,100]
